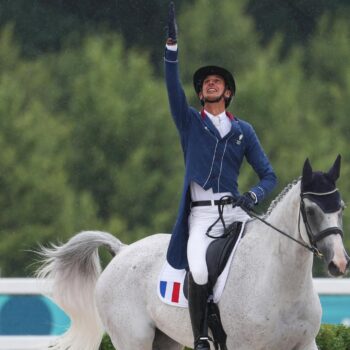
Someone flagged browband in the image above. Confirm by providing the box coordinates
[302,188,338,196]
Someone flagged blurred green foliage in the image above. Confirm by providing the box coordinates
[1,0,349,63]
[0,0,349,276]
[317,324,350,350]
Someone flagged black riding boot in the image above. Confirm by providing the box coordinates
[188,273,210,350]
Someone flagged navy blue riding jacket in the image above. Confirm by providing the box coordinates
[165,48,277,269]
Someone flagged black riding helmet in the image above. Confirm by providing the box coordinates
[193,65,236,108]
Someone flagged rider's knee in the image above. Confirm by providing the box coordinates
[190,268,208,285]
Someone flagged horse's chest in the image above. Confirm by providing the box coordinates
[228,317,317,350]
[223,296,321,349]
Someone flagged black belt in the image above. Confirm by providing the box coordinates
[191,198,235,207]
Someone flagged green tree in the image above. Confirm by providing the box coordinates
[0,28,98,276]
[303,14,350,251]
[179,0,261,84]
[62,35,183,241]
[247,0,350,55]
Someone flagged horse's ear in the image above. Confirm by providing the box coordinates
[302,158,313,184]
[327,154,341,182]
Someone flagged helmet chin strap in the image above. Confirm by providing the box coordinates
[204,93,225,104]
[201,89,229,106]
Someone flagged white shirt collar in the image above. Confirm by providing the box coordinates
[204,110,231,138]
[204,110,227,121]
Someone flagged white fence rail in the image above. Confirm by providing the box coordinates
[1,277,349,294]
[0,278,350,350]
[313,278,350,294]
[0,336,57,350]
[0,279,52,295]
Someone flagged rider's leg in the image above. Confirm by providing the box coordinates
[188,272,210,350]
[187,205,246,284]
[187,208,217,350]
[187,205,249,350]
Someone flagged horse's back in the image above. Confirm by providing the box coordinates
[97,233,169,293]
[95,233,169,320]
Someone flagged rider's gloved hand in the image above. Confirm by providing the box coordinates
[167,2,177,45]
[236,192,257,212]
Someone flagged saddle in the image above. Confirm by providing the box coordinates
[183,221,242,296]
[184,221,243,350]
[206,221,242,289]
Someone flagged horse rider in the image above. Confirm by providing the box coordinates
[164,3,277,349]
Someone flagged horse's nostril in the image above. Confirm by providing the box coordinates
[345,253,350,270]
[328,261,344,277]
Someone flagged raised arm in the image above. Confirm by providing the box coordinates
[167,2,177,46]
[164,2,191,132]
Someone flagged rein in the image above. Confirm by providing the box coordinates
[206,190,343,258]
[205,196,234,239]
[248,208,322,257]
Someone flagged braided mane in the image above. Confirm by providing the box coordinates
[262,177,301,219]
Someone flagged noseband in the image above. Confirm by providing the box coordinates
[299,189,344,252]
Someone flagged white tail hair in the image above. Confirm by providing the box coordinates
[36,230,124,350]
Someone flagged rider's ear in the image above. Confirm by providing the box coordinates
[302,158,313,185]
[224,89,232,98]
[327,154,341,182]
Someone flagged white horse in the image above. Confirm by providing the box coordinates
[36,157,349,350]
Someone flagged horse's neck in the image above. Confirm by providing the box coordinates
[267,182,301,236]
[259,182,314,287]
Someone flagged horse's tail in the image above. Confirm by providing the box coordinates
[36,230,124,350]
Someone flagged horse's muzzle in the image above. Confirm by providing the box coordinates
[328,251,350,277]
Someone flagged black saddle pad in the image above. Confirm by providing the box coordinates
[183,221,243,298]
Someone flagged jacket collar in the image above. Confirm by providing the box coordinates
[200,109,240,140]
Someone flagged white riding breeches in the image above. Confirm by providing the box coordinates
[187,205,250,285]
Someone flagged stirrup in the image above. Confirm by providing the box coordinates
[195,336,210,350]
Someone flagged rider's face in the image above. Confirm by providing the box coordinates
[199,75,231,101]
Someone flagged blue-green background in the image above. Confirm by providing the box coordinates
[0,295,349,335]
[0,295,70,335]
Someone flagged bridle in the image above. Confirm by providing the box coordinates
[298,189,343,255]
[209,189,344,258]
[250,189,344,257]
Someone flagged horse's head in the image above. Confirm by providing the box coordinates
[301,155,350,276]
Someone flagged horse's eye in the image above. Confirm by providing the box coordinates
[307,208,315,216]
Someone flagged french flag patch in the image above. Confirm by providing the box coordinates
[157,262,188,307]
[159,281,181,303]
